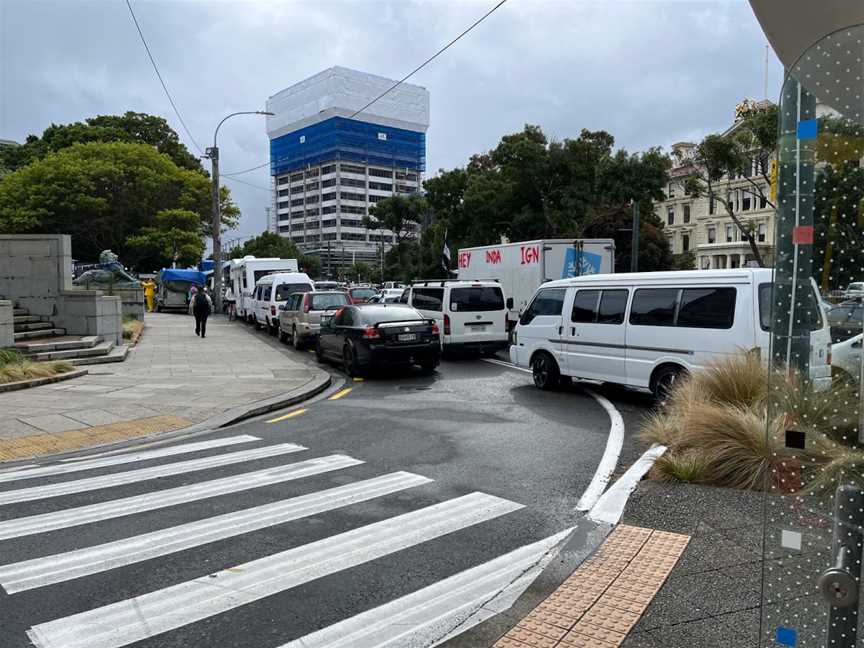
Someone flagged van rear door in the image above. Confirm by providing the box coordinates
[447,286,508,346]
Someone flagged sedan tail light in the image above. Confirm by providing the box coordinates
[444,314,451,336]
[362,326,381,339]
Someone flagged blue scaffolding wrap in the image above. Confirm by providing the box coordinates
[270,117,426,177]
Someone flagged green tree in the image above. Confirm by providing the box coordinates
[363,194,427,279]
[126,209,204,270]
[348,261,374,283]
[582,202,673,273]
[229,231,321,278]
[0,141,213,262]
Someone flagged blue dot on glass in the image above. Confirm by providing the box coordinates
[797,119,818,140]
[776,626,797,646]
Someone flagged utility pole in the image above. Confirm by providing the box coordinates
[265,207,272,234]
[630,201,640,273]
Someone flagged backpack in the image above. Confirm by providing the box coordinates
[194,291,210,311]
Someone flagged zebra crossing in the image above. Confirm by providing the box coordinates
[0,433,573,648]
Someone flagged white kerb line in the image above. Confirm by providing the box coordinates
[0,435,261,484]
[588,444,667,525]
[575,388,625,511]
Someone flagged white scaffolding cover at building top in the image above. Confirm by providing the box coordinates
[266,66,430,140]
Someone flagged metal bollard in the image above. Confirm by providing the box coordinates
[818,484,864,647]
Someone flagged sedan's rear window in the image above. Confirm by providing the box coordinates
[311,293,349,310]
[360,307,425,323]
[450,287,505,312]
[350,288,377,299]
[275,283,312,301]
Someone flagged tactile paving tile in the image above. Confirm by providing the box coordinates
[492,525,690,647]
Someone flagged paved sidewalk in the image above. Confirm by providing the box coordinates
[0,312,329,458]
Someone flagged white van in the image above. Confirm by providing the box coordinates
[511,269,833,398]
[229,256,300,322]
[252,272,314,334]
[402,280,511,354]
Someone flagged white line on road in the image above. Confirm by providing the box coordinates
[0,455,363,540]
[281,528,572,648]
[0,472,433,593]
[481,358,532,374]
[0,435,260,484]
[27,493,524,648]
[587,444,667,525]
[575,389,625,512]
[0,442,306,506]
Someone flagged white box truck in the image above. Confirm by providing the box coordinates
[456,239,615,327]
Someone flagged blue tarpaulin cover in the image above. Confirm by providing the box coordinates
[158,269,206,285]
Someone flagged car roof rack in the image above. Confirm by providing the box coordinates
[409,278,500,287]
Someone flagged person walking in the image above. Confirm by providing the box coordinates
[143,280,156,313]
[192,287,213,338]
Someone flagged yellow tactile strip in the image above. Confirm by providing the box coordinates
[494,525,690,648]
[0,415,192,461]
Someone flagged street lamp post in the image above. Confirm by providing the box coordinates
[207,110,273,314]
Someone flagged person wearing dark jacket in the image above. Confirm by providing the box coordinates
[192,288,213,338]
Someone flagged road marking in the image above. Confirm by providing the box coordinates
[266,409,307,423]
[328,387,353,400]
[0,455,363,541]
[588,444,667,525]
[0,472,432,593]
[0,436,260,484]
[0,442,306,506]
[27,493,523,648]
[353,377,364,382]
[281,528,572,648]
[575,389,625,512]
[481,358,532,374]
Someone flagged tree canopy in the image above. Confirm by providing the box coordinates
[126,209,204,271]
[229,231,321,277]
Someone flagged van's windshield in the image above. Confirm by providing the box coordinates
[275,283,313,301]
[450,287,505,312]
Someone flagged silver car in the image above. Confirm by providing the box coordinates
[278,290,350,349]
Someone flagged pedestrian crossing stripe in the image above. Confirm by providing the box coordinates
[0,454,362,541]
[0,435,261,484]
[0,472,433,593]
[26,493,524,648]
[281,528,573,648]
[0,442,307,506]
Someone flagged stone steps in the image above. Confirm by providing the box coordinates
[13,308,30,317]
[24,340,115,362]
[13,315,41,325]
[13,321,55,333]
[71,344,129,366]
[13,328,67,341]
[14,335,100,353]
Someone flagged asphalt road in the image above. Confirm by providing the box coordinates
[0,336,652,648]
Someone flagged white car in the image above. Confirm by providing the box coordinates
[402,280,511,354]
[832,333,862,383]
[511,268,833,398]
[844,282,864,300]
[252,272,314,334]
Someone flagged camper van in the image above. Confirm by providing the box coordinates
[511,268,833,398]
[228,256,299,322]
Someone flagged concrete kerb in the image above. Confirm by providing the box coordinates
[0,368,89,394]
[0,369,332,468]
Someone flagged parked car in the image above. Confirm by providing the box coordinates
[383,281,405,290]
[278,290,350,349]
[843,282,864,300]
[401,280,511,354]
[511,268,833,399]
[348,286,378,304]
[252,272,314,334]
[315,304,440,376]
[831,333,862,383]
[827,300,864,342]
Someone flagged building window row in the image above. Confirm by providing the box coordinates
[290,185,304,195]
[306,181,319,192]
[322,164,337,175]
[369,194,388,203]
[322,192,337,202]
[290,198,304,207]
[369,168,393,179]
[290,172,304,183]
[341,178,366,189]
[341,191,366,202]
[340,163,366,175]
[341,205,366,215]
[369,182,392,192]
[322,178,337,188]
[395,172,418,182]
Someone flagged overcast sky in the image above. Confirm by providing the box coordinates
[0,0,782,243]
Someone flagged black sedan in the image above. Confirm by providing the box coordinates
[315,304,441,376]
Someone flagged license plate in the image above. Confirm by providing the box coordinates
[321,315,332,324]
[397,333,417,342]
[474,326,488,332]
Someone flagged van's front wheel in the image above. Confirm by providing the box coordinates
[531,352,560,390]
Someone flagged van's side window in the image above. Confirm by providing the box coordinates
[263,285,272,300]
[597,290,629,324]
[255,286,263,300]
[677,288,736,329]
[629,289,678,326]
[571,290,600,323]
[521,288,566,325]
[413,288,444,311]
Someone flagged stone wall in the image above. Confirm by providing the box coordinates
[0,234,123,345]
[111,287,145,320]
[0,300,13,348]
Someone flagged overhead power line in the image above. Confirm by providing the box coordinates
[125,0,205,156]
[238,0,510,177]
[223,160,271,177]
[222,175,272,193]
[348,0,509,119]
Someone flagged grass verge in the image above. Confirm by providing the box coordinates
[122,315,144,344]
[0,348,74,384]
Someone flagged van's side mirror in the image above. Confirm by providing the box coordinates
[506,297,514,310]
